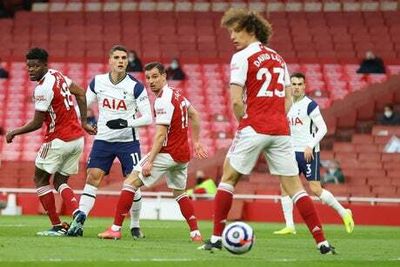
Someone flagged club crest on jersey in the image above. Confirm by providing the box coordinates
[102,98,127,110]
[290,117,303,126]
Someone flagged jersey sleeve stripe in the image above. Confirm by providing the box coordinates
[307,100,318,116]
[89,78,96,94]
[133,82,144,99]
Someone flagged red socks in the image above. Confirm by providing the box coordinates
[176,194,198,231]
[213,183,234,236]
[113,185,136,226]
[293,191,326,244]
[37,185,61,226]
[58,184,78,213]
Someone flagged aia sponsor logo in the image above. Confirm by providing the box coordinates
[290,117,303,126]
[102,98,127,110]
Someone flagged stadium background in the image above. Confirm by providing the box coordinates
[0,0,399,226]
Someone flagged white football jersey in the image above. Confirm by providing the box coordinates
[287,96,327,152]
[86,73,152,142]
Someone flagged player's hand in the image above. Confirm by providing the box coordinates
[106,119,128,129]
[304,146,314,163]
[194,142,208,159]
[5,130,15,143]
[142,161,153,177]
[82,123,97,135]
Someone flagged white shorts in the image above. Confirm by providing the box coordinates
[134,153,188,190]
[35,137,84,176]
[227,126,298,176]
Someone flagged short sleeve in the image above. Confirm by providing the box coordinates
[229,52,248,86]
[34,84,54,112]
[155,97,174,125]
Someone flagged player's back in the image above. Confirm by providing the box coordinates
[231,42,290,136]
[155,86,190,163]
[36,69,84,142]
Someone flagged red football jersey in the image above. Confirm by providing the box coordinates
[154,85,190,163]
[230,42,291,135]
[34,69,84,142]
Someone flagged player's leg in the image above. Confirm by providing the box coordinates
[34,167,64,235]
[309,181,354,233]
[130,189,145,239]
[199,127,262,251]
[52,137,84,216]
[307,152,354,233]
[98,153,166,239]
[267,136,335,254]
[98,171,144,240]
[117,141,145,239]
[34,140,69,236]
[273,184,296,234]
[53,173,78,214]
[275,151,308,234]
[168,161,201,242]
[68,140,114,236]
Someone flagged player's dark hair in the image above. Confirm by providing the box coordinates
[144,62,166,74]
[290,72,306,81]
[109,45,128,56]
[221,8,273,45]
[26,48,49,63]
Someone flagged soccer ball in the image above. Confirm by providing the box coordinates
[222,222,255,255]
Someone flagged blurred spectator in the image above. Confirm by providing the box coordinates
[0,126,4,135]
[356,51,385,74]
[378,104,400,125]
[0,58,9,79]
[87,107,97,127]
[126,50,143,72]
[321,160,345,184]
[166,58,186,80]
[187,170,217,198]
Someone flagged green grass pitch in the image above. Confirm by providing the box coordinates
[0,216,399,267]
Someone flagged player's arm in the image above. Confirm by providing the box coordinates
[70,82,96,135]
[229,53,247,122]
[304,105,327,162]
[106,87,152,129]
[141,124,168,177]
[188,104,208,159]
[86,86,97,107]
[285,85,293,114]
[5,111,45,143]
[126,89,152,127]
[284,65,293,114]
[230,83,245,122]
[308,107,327,148]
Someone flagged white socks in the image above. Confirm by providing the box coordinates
[79,184,97,216]
[281,195,295,228]
[130,188,142,229]
[319,189,347,218]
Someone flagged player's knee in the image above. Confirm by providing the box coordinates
[53,173,69,189]
[309,184,322,196]
[86,170,103,186]
[33,175,49,187]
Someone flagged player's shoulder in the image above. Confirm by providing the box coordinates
[304,96,319,114]
[231,44,257,62]
[127,73,143,83]
[304,96,318,106]
[37,70,56,89]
